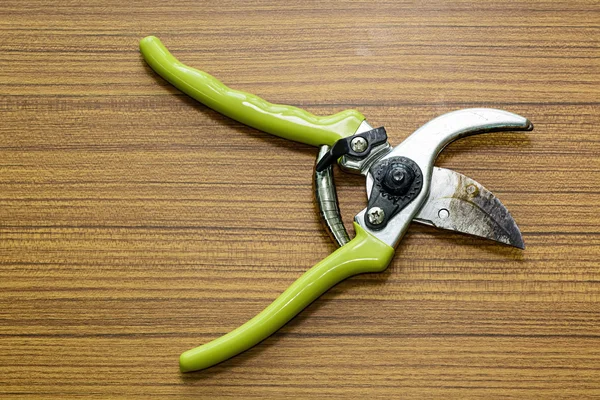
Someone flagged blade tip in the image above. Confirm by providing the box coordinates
[525,120,534,131]
[511,234,526,250]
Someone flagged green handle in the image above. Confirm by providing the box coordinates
[139,36,365,147]
[179,223,394,372]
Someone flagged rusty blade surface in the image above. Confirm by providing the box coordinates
[413,167,525,249]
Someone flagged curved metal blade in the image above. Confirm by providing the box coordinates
[413,167,525,249]
[359,108,532,248]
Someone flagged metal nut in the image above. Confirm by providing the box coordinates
[391,169,405,183]
[366,207,385,225]
[350,136,368,153]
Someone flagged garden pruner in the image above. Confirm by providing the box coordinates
[139,36,533,373]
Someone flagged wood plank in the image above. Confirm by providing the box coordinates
[0,0,599,398]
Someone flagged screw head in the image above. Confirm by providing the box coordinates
[391,169,405,183]
[366,207,385,225]
[466,184,478,196]
[350,136,368,153]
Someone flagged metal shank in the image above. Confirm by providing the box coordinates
[314,120,392,247]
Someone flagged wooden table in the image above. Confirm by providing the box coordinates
[1,1,599,398]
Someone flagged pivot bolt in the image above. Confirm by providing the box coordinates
[367,207,385,225]
[382,163,414,195]
[350,136,368,153]
[391,169,405,183]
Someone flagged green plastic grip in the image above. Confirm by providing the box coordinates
[179,223,394,372]
[139,36,365,147]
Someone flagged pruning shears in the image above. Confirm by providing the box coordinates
[139,36,533,373]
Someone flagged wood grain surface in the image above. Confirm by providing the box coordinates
[1,1,599,398]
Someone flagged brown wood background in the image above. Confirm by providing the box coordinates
[1,0,599,398]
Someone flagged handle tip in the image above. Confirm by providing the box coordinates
[179,347,215,373]
[139,35,160,51]
[179,351,196,373]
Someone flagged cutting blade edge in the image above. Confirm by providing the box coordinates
[413,167,525,249]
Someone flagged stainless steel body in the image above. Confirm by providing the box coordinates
[314,108,532,249]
